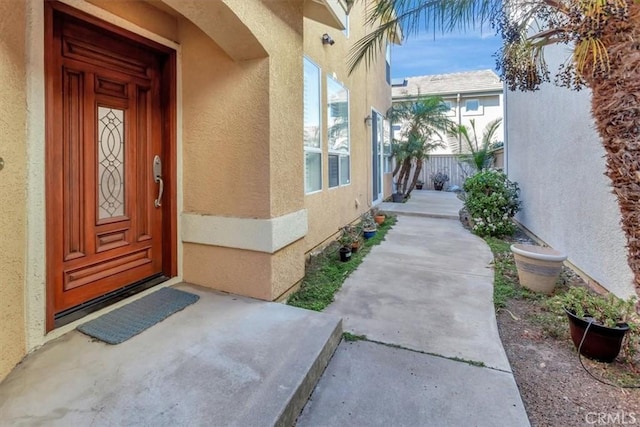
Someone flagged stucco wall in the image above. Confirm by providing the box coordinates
[303,1,392,251]
[0,0,27,381]
[506,46,634,298]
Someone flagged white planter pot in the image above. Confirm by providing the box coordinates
[510,244,567,294]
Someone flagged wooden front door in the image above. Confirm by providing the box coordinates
[45,3,176,329]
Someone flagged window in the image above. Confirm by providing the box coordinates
[304,57,322,193]
[327,75,350,187]
[442,100,456,117]
[383,119,392,173]
[464,99,483,115]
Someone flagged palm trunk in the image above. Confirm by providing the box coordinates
[406,158,424,196]
[401,158,412,194]
[587,3,640,294]
[392,158,402,178]
[397,157,411,194]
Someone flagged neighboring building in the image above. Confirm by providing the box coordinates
[391,69,504,155]
[505,45,633,299]
[0,0,398,381]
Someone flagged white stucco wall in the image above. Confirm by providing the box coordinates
[436,93,504,155]
[505,46,634,298]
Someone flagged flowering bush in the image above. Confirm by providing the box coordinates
[463,170,520,237]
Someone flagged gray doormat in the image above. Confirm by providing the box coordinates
[77,287,200,344]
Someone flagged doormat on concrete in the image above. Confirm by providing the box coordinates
[77,287,200,345]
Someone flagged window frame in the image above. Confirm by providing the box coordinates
[464,98,484,116]
[442,100,456,117]
[304,56,323,194]
[326,75,351,188]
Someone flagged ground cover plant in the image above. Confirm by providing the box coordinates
[287,216,396,311]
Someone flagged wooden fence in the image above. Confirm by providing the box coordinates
[414,149,504,191]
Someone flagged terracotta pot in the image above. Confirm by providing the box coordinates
[565,309,629,363]
[351,241,360,253]
[510,244,567,294]
[374,215,385,225]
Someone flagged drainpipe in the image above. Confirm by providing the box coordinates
[502,90,508,175]
[456,93,462,152]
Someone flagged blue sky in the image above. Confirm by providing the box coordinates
[391,27,502,78]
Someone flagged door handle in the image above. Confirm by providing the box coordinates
[153,155,163,208]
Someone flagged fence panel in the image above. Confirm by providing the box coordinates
[421,155,472,190]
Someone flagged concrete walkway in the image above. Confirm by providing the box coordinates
[0,190,529,426]
[298,190,530,426]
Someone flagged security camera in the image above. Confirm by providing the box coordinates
[322,33,335,46]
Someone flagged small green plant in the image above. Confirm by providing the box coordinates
[430,171,449,186]
[547,287,638,328]
[360,212,377,231]
[338,225,358,248]
[343,332,367,341]
[464,170,520,237]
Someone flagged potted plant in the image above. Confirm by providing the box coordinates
[341,225,361,253]
[430,171,449,191]
[371,208,386,225]
[360,212,377,239]
[547,287,639,363]
[416,179,424,190]
[337,231,353,262]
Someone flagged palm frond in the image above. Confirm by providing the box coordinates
[349,0,500,74]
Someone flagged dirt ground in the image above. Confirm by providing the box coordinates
[497,274,640,426]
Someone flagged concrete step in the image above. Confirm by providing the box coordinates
[379,190,463,220]
[0,283,342,427]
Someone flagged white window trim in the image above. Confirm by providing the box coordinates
[327,75,350,188]
[463,98,484,116]
[304,56,323,194]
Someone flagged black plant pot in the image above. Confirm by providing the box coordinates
[339,247,352,262]
[434,183,444,191]
[565,308,629,363]
[392,193,404,203]
[416,184,423,190]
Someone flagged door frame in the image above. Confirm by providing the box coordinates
[44,1,177,331]
[371,108,384,204]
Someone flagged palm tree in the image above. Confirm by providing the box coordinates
[387,96,453,196]
[351,0,640,297]
[452,118,502,173]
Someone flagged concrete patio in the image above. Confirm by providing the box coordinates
[0,284,342,427]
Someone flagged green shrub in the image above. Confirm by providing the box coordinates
[463,170,520,237]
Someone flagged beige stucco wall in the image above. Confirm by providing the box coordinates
[0,0,27,381]
[303,1,393,251]
[506,44,634,298]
